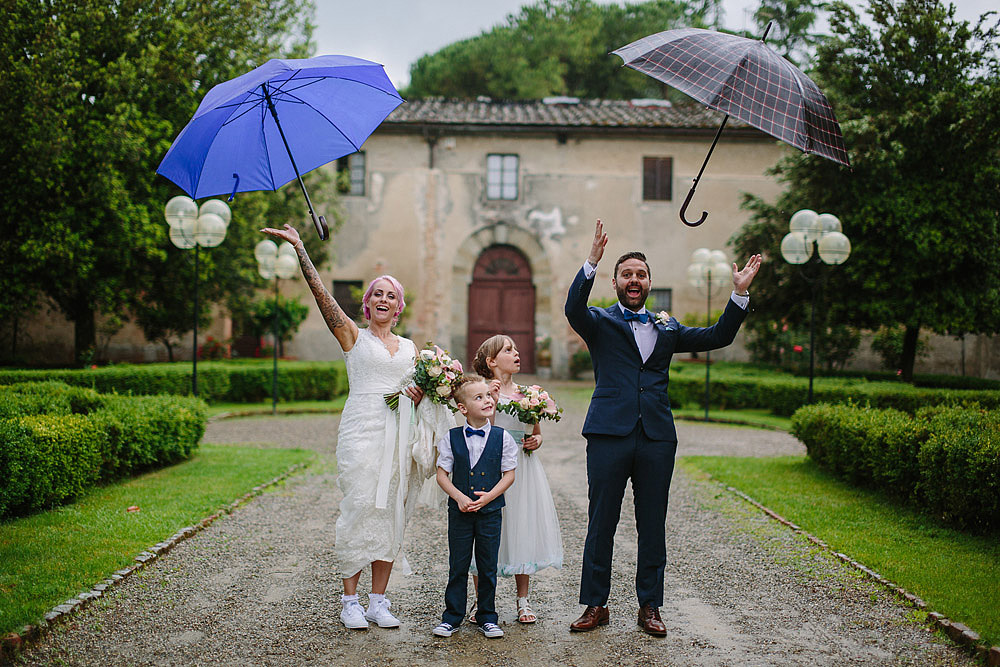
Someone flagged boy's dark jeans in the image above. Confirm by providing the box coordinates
[442,507,502,626]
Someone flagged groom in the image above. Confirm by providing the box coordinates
[565,219,761,636]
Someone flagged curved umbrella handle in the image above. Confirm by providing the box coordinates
[679,185,708,227]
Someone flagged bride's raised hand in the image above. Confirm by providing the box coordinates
[260,223,302,247]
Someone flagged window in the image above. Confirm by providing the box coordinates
[647,288,672,313]
[643,157,672,201]
[336,152,365,196]
[332,280,363,321]
[486,154,518,200]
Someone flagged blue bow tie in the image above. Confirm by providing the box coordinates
[465,427,486,438]
[623,309,650,324]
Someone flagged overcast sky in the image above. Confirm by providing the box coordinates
[313,0,997,90]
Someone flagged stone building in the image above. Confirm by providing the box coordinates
[283,96,786,376]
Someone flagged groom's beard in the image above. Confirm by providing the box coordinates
[616,282,650,311]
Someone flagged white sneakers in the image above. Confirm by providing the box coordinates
[364,596,401,628]
[340,594,400,629]
[479,622,504,638]
[340,597,368,630]
[433,622,457,637]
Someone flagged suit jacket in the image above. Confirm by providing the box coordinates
[565,266,747,441]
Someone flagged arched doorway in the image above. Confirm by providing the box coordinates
[467,245,536,373]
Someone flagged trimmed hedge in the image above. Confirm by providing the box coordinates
[0,360,348,404]
[668,371,1000,416]
[0,382,207,519]
[791,403,1000,532]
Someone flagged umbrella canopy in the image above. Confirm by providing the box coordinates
[614,26,848,226]
[157,54,403,239]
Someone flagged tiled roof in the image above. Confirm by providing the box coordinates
[382,97,749,131]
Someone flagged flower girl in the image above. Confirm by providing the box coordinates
[470,335,563,624]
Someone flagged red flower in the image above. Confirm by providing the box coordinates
[793,345,803,353]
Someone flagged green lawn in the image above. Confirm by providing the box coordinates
[680,455,1000,647]
[0,443,314,635]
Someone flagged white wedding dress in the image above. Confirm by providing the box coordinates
[335,328,446,578]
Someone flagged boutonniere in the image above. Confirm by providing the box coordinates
[654,310,672,327]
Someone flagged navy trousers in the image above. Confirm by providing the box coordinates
[579,422,678,608]
[442,508,502,626]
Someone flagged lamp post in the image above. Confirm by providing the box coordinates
[254,239,299,414]
[163,196,230,396]
[780,209,851,403]
[687,248,731,420]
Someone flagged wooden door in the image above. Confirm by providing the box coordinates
[467,245,536,373]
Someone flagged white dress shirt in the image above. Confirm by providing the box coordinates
[582,260,749,363]
[436,421,518,474]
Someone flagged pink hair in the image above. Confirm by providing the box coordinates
[362,274,406,324]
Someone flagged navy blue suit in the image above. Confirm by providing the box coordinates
[442,426,506,627]
[565,266,747,607]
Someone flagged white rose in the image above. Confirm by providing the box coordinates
[420,349,435,361]
[435,384,452,397]
[427,365,442,377]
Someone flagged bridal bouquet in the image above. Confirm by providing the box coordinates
[497,384,562,455]
[385,344,463,410]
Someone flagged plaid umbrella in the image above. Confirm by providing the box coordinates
[614,24,849,227]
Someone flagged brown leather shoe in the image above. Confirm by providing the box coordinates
[637,604,667,636]
[570,605,609,632]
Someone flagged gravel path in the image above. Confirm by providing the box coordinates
[21,385,972,666]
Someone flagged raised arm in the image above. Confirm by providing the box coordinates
[565,219,607,339]
[260,224,359,351]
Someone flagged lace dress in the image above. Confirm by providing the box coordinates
[335,328,423,578]
[490,394,564,576]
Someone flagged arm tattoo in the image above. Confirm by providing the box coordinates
[296,245,348,333]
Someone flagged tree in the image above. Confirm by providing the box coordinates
[249,294,310,356]
[403,0,722,100]
[750,0,825,66]
[733,0,1000,382]
[0,0,320,364]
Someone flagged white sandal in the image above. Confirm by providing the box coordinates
[468,601,478,624]
[517,597,536,624]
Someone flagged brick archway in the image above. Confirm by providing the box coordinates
[467,245,535,372]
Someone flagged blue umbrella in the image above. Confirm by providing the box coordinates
[157,54,403,240]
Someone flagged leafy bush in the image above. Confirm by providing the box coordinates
[0,361,348,404]
[0,383,206,519]
[791,404,1000,532]
[871,326,930,371]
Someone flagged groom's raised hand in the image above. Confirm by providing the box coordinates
[588,219,608,266]
[732,254,763,295]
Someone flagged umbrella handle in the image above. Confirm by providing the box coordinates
[312,213,329,241]
[680,186,708,227]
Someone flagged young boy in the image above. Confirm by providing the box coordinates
[433,374,518,639]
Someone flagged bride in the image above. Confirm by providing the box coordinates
[261,224,444,631]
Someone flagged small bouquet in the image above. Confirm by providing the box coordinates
[497,384,562,455]
[385,344,463,410]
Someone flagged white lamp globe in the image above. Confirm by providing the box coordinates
[254,239,278,263]
[174,216,198,249]
[169,224,196,249]
[818,231,852,265]
[789,209,821,244]
[708,250,727,266]
[690,248,711,265]
[711,262,731,285]
[274,253,299,279]
[278,241,298,258]
[258,257,276,280]
[199,199,231,227]
[164,195,197,229]
[817,213,841,234]
[195,213,227,248]
[780,231,812,264]
[686,263,706,288]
